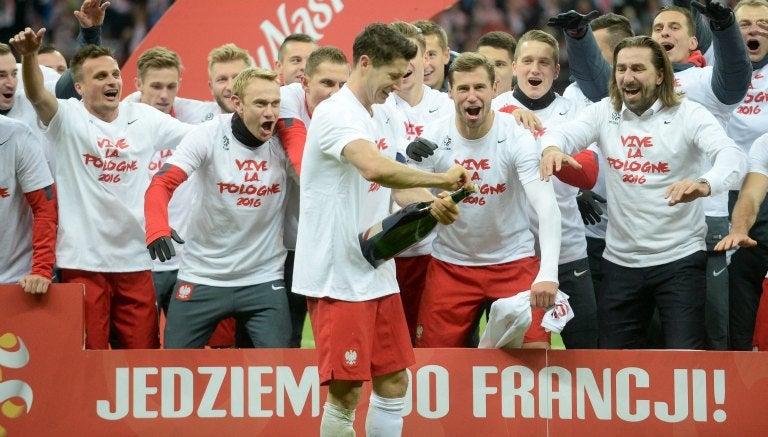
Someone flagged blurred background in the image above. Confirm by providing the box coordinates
[0,0,739,93]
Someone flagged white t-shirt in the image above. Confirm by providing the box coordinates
[0,117,54,283]
[415,111,541,266]
[563,83,609,239]
[45,98,192,272]
[384,85,452,257]
[542,98,746,267]
[492,91,587,265]
[122,92,218,271]
[749,133,768,176]
[168,114,287,287]
[727,64,768,156]
[293,85,399,301]
[675,66,739,217]
[278,82,312,251]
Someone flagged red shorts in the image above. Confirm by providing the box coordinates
[307,293,415,385]
[61,269,160,350]
[395,255,432,341]
[415,257,549,347]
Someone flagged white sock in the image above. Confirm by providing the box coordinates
[365,393,405,437]
[320,402,356,437]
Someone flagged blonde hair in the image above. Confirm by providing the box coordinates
[232,68,278,99]
[137,47,182,80]
[516,29,559,63]
[207,43,254,76]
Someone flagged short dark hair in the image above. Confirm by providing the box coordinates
[477,31,517,62]
[305,46,349,77]
[412,20,448,50]
[655,6,696,37]
[38,45,59,55]
[591,13,634,52]
[352,23,417,68]
[448,52,495,88]
[0,43,12,56]
[278,33,315,61]
[71,44,115,82]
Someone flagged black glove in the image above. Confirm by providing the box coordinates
[547,10,600,38]
[405,137,438,162]
[576,190,606,226]
[147,229,185,262]
[691,0,734,30]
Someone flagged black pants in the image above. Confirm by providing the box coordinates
[728,191,768,350]
[598,251,707,349]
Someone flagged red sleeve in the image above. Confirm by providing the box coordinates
[497,104,520,114]
[144,164,188,245]
[24,184,58,279]
[276,117,307,176]
[553,149,599,190]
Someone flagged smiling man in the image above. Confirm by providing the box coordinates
[274,33,317,85]
[541,36,747,350]
[413,52,562,351]
[10,28,193,350]
[276,46,350,348]
[491,30,598,349]
[293,23,471,437]
[723,0,768,350]
[143,68,292,350]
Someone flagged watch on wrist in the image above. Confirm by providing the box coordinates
[696,178,711,196]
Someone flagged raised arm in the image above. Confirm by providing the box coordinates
[693,0,752,104]
[548,10,610,102]
[56,0,109,99]
[10,28,58,125]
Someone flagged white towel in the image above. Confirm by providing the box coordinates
[541,291,575,334]
[479,290,575,348]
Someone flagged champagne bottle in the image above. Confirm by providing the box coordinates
[359,186,475,268]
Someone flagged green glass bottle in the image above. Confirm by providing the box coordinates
[359,186,475,268]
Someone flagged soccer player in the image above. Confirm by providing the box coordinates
[492,30,598,348]
[541,36,747,349]
[276,46,350,348]
[413,52,562,350]
[144,68,292,349]
[293,23,471,436]
[10,28,193,350]
[477,30,517,95]
[413,20,452,92]
[274,33,317,86]
[723,0,768,350]
[0,116,57,295]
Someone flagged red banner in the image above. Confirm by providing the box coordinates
[1,284,768,436]
[120,0,456,101]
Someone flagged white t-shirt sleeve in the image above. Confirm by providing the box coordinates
[166,123,213,177]
[541,101,603,154]
[16,125,54,192]
[687,103,748,195]
[749,133,768,177]
[151,108,193,152]
[316,102,374,161]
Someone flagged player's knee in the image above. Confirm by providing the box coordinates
[373,369,409,398]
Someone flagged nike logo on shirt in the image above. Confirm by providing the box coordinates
[713,268,726,277]
[428,107,439,113]
[574,270,588,277]
[127,119,138,125]
[271,284,285,290]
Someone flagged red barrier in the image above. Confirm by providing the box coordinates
[120,0,456,101]
[1,284,767,436]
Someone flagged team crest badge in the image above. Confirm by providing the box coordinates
[344,349,358,367]
[176,283,194,301]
